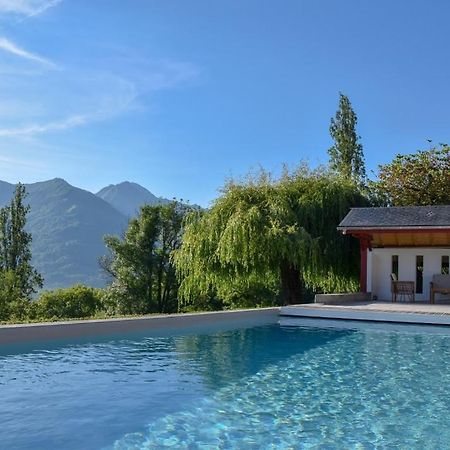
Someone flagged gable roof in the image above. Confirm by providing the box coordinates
[338,205,450,230]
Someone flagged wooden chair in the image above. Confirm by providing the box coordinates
[391,274,415,303]
[430,274,450,304]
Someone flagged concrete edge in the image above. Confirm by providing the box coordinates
[0,308,280,345]
[280,306,450,326]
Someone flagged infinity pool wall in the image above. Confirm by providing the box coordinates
[0,308,280,345]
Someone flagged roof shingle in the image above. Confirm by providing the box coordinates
[338,205,450,229]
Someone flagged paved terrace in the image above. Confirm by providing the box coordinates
[295,301,450,315]
[280,301,450,326]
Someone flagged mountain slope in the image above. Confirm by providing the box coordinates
[96,181,170,217]
[0,180,14,206]
[0,179,128,290]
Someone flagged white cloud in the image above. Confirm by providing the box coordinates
[0,115,89,136]
[139,60,201,91]
[0,37,56,67]
[0,154,46,170]
[0,0,61,18]
[0,57,200,137]
[0,99,44,118]
[0,74,138,136]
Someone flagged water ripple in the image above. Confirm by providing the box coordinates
[2,324,450,449]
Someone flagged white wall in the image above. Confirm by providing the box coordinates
[371,248,450,301]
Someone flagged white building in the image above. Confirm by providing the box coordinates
[338,205,450,302]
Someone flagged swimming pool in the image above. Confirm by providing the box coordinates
[2,316,450,449]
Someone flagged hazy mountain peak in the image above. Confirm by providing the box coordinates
[100,180,153,193]
[117,181,145,188]
[34,177,68,185]
[0,178,180,290]
[0,178,128,290]
[96,181,169,217]
[30,178,71,190]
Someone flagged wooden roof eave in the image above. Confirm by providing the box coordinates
[338,227,450,248]
[338,227,450,235]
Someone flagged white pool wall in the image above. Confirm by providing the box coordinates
[0,308,280,345]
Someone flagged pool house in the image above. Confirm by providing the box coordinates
[337,205,450,302]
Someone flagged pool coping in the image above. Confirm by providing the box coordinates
[280,304,450,326]
[7,301,450,345]
[0,308,280,344]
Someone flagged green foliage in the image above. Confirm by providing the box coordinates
[102,201,190,314]
[36,285,103,319]
[328,93,366,186]
[0,270,24,320]
[0,183,43,299]
[175,166,368,308]
[0,184,43,321]
[8,299,37,322]
[371,145,450,206]
[211,271,281,309]
[0,269,43,323]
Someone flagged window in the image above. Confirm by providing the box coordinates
[442,256,450,275]
[416,255,423,294]
[391,255,399,279]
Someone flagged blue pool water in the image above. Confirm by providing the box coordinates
[2,318,450,449]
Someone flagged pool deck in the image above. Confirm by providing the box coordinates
[280,301,450,326]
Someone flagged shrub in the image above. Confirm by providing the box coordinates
[7,299,35,322]
[0,270,25,321]
[37,285,104,319]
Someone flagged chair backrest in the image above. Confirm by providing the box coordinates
[432,274,450,289]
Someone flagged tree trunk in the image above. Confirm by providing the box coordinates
[161,283,169,313]
[280,261,302,305]
[156,262,163,312]
[146,265,153,313]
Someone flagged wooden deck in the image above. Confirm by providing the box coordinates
[280,301,450,326]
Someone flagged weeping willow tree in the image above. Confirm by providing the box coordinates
[175,166,369,308]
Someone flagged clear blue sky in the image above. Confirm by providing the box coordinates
[0,0,449,206]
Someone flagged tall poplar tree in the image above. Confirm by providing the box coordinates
[328,93,366,186]
[0,183,43,299]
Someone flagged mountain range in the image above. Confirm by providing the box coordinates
[0,179,172,290]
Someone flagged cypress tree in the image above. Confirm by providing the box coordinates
[328,93,366,186]
[0,183,43,299]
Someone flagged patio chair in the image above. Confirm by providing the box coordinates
[430,274,450,304]
[391,274,415,303]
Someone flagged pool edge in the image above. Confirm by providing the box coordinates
[0,308,280,344]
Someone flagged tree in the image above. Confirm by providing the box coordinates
[0,183,43,301]
[101,201,190,314]
[174,167,368,307]
[328,93,366,186]
[0,270,23,320]
[371,145,450,206]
